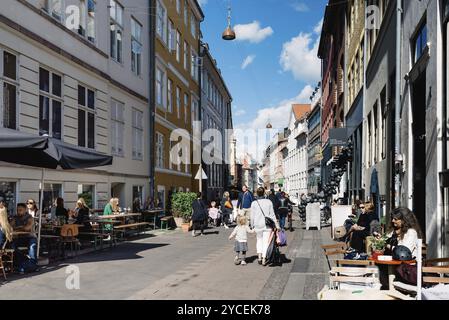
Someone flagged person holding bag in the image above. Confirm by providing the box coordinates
[220,191,233,229]
[191,192,208,237]
[250,187,280,266]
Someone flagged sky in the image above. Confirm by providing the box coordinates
[198,0,328,160]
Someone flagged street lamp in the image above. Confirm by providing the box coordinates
[222,5,236,41]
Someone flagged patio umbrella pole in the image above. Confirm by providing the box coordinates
[37,168,45,259]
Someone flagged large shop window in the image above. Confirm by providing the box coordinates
[78,184,95,209]
[1,50,18,130]
[41,183,63,215]
[0,182,16,216]
[110,0,124,63]
[78,85,96,149]
[39,68,62,139]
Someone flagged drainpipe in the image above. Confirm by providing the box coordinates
[394,0,403,208]
[149,0,156,200]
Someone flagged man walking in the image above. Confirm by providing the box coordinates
[237,185,254,225]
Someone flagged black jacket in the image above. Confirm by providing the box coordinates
[220,197,233,215]
[192,199,208,222]
[268,194,280,214]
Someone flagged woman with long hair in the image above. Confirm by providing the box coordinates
[348,202,379,252]
[26,199,38,218]
[0,207,13,247]
[385,207,423,258]
[73,198,90,228]
[220,191,233,229]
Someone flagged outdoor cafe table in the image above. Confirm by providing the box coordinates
[319,288,399,300]
[369,258,416,290]
[141,209,165,229]
[12,231,32,238]
[94,213,142,220]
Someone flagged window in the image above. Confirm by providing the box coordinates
[184,0,188,25]
[78,85,95,148]
[131,18,142,76]
[176,31,181,62]
[39,67,62,139]
[156,0,167,43]
[45,0,63,21]
[191,50,198,80]
[413,21,427,63]
[110,0,123,63]
[0,181,16,215]
[78,184,95,209]
[176,0,181,13]
[167,78,173,113]
[132,109,143,160]
[78,0,96,43]
[156,132,165,168]
[157,185,165,209]
[367,112,372,166]
[156,67,165,108]
[42,183,62,215]
[111,99,124,156]
[133,186,144,209]
[373,102,378,163]
[184,41,189,70]
[168,20,174,52]
[191,98,198,123]
[176,87,181,118]
[1,50,18,130]
[190,13,196,39]
[184,93,189,123]
[380,87,387,159]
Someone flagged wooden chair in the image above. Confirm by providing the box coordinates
[336,259,375,267]
[321,243,347,270]
[60,224,80,258]
[329,266,381,290]
[0,240,14,280]
[425,257,449,267]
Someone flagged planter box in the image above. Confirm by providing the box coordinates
[174,217,184,228]
[181,223,190,232]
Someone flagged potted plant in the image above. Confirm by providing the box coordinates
[371,235,388,260]
[171,192,197,232]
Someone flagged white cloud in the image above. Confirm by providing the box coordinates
[241,55,256,70]
[233,85,314,161]
[314,18,324,34]
[235,109,246,116]
[234,21,274,44]
[280,31,321,83]
[292,2,310,12]
[197,0,207,6]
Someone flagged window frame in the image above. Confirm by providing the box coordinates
[0,49,19,130]
[132,108,144,160]
[156,132,165,169]
[131,17,143,76]
[39,67,63,140]
[167,78,173,113]
[110,99,125,157]
[110,0,124,63]
[156,0,167,44]
[78,84,96,149]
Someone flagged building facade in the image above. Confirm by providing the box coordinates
[268,132,287,190]
[0,0,150,213]
[153,0,204,209]
[284,104,310,198]
[200,43,232,202]
[307,97,322,194]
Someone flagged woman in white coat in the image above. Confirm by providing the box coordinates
[251,187,280,266]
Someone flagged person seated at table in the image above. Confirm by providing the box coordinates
[102,198,119,236]
[133,198,142,213]
[10,203,39,273]
[72,198,91,229]
[384,207,423,258]
[144,197,154,211]
[51,197,68,224]
[347,202,379,253]
[26,199,39,218]
[0,206,13,247]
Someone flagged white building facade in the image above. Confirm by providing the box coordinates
[0,0,150,214]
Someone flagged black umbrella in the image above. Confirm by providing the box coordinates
[0,128,113,257]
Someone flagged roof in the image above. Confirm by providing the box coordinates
[292,104,311,121]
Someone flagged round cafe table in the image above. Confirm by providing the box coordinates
[369,258,416,290]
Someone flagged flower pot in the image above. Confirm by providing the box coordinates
[371,250,384,260]
[174,217,184,228]
[181,223,190,232]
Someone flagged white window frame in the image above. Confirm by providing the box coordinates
[183,41,189,70]
[176,86,181,119]
[131,17,142,76]
[110,0,124,63]
[191,49,198,81]
[168,19,175,52]
[176,0,181,14]
[0,49,19,130]
[184,93,188,124]
[156,132,165,169]
[78,84,96,149]
[78,0,96,43]
[132,108,143,160]
[111,99,125,157]
[45,0,64,22]
[156,0,167,44]
[167,78,173,113]
[39,67,63,139]
[190,13,197,39]
[156,67,166,109]
[176,30,181,62]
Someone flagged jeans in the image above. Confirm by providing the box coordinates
[0,229,5,248]
[13,236,37,263]
[279,214,287,230]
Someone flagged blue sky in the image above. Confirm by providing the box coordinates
[198,0,328,135]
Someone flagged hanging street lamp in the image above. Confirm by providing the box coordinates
[222,5,236,41]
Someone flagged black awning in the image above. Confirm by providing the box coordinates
[0,128,112,169]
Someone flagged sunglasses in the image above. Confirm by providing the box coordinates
[27,202,35,205]
[359,206,365,209]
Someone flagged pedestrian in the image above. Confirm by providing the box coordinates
[208,201,220,227]
[191,192,208,237]
[229,215,255,266]
[268,189,280,219]
[278,192,295,231]
[220,191,232,229]
[250,187,280,266]
[236,185,254,226]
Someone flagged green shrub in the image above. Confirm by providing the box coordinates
[171,192,197,223]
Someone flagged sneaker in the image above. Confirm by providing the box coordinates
[234,256,241,265]
[192,230,195,237]
[258,259,263,265]
[224,225,229,229]
[241,260,247,266]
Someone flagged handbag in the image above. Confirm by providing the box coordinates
[255,199,276,229]
[395,264,417,285]
[225,200,232,209]
[277,229,287,246]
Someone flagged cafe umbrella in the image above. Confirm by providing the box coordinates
[0,128,113,258]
